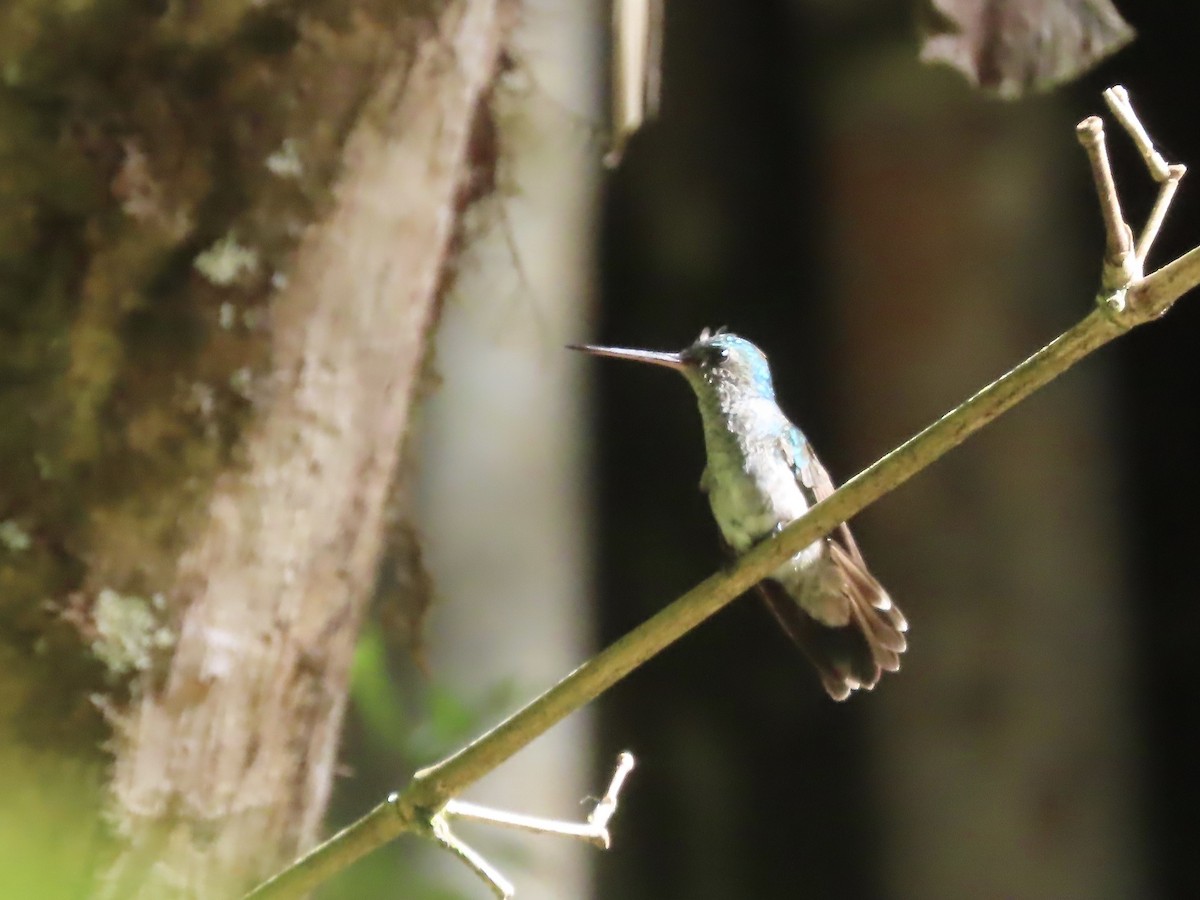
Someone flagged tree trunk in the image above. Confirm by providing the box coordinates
[1,1,514,896]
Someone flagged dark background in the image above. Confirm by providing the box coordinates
[590,2,1197,898]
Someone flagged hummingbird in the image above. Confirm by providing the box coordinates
[571,328,907,700]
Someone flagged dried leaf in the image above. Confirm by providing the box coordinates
[919,0,1134,99]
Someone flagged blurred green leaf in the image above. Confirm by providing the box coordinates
[350,624,409,750]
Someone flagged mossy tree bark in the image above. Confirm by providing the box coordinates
[0,0,513,896]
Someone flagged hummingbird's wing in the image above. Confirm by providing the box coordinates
[758,426,908,700]
[786,433,872,569]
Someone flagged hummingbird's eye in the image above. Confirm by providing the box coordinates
[692,344,728,367]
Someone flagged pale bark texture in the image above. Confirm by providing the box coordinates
[327,4,600,896]
[1,0,515,896]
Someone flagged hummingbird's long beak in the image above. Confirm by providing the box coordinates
[568,343,688,371]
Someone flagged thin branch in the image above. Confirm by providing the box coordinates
[1131,243,1200,317]
[443,801,609,846]
[1135,163,1185,265]
[430,814,515,900]
[244,86,1199,900]
[1102,87,1187,265]
[1076,115,1137,287]
[1104,86,1171,180]
[443,751,636,849]
[587,750,636,847]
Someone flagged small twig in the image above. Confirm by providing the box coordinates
[443,801,608,846]
[244,86,1200,900]
[1102,86,1187,265]
[431,814,515,900]
[586,750,636,847]
[425,752,636,897]
[444,751,636,849]
[1134,163,1185,265]
[1076,115,1137,288]
[1104,86,1171,180]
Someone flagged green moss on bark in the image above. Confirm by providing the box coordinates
[0,0,421,763]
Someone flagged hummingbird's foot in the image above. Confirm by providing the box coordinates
[744,523,786,548]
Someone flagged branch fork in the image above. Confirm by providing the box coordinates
[425,752,635,898]
[1077,86,1187,318]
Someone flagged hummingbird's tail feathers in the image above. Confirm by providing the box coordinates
[757,580,867,701]
[830,542,908,653]
[757,544,908,701]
